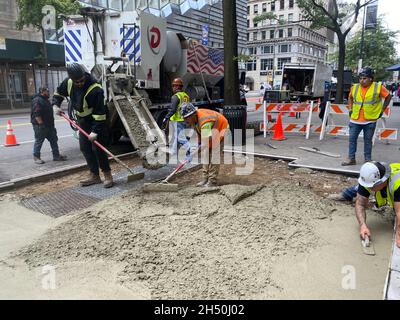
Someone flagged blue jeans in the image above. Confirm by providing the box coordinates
[348,122,377,161]
[33,125,60,159]
[170,121,191,154]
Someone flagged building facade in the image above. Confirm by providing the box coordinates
[0,0,66,111]
[245,0,332,90]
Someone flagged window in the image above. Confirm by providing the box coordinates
[271,1,275,11]
[262,2,267,12]
[247,5,250,14]
[261,45,274,54]
[248,47,257,55]
[254,21,258,28]
[279,15,284,22]
[254,4,258,14]
[261,59,274,70]
[280,0,285,10]
[261,31,266,40]
[278,29,284,38]
[247,33,250,41]
[278,57,291,69]
[247,20,250,28]
[279,44,291,53]
[288,13,293,22]
[253,32,258,41]
[270,30,275,39]
[247,60,257,71]
[289,0,294,8]
[288,28,292,37]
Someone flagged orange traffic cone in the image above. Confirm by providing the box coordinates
[272,112,286,141]
[4,120,19,147]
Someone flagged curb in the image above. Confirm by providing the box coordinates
[0,151,138,193]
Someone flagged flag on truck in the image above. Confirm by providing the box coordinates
[187,43,224,76]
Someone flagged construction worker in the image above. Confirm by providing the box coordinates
[162,78,191,156]
[52,63,113,188]
[342,67,391,166]
[31,87,67,164]
[181,103,229,187]
[356,161,400,248]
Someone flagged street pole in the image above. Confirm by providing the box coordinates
[358,0,367,72]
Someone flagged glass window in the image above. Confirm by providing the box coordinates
[253,32,258,41]
[261,45,274,54]
[262,3,267,12]
[278,57,291,69]
[278,29,284,38]
[109,0,122,10]
[288,13,293,22]
[280,0,285,10]
[261,31,266,40]
[261,59,273,70]
[289,0,294,8]
[247,60,257,71]
[270,30,275,39]
[279,44,291,53]
[288,28,292,37]
[254,4,258,14]
[271,1,275,11]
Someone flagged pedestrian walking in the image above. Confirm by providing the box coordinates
[31,87,67,164]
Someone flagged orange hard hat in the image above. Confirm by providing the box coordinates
[172,78,184,87]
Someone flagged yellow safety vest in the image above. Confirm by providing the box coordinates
[170,91,190,122]
[367,163,400,208]
[67,79,105,120]
[350,82,382,121]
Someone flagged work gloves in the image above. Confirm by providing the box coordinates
[161,117,169,131]
[53,105,62,116]
[88,132,98,142]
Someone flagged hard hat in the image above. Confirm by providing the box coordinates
[359,67,374,79]
[172,78,184,87]
[180,102,197,118]
[67,63,86,81]
[358,161,391,188]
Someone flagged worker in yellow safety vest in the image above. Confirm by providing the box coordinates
[342,67,391,166]
[356,161,400,248]
[162,78,191,156]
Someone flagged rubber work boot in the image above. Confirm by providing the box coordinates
[33,156,45,165]
[196,179,208,187]
[80,172,102,187]
[103,171,114,189]
[341,158,356,166]
[53,154,67,161]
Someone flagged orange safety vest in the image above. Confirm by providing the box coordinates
[195,109,229,148]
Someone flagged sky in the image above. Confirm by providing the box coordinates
[377,0,400,53]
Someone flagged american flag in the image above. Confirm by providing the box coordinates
[187,43,224,76]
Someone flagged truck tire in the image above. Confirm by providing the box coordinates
[223,105,247,146]
[153,109,169,128]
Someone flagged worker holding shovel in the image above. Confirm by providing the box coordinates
[181,103,229,187]
[52,63,113,188]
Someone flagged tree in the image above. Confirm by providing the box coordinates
[343,19,398,81]
[16,0,80,85]
[254,0,376,103]
[223,0,240,105]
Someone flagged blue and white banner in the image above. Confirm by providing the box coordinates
[64,29,82,63]
[120,27,141,63]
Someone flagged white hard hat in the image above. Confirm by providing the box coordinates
[358,162,390,188]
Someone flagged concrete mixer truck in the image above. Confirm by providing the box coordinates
[62,7,234,165]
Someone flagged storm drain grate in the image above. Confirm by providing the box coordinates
[20,189,100,218]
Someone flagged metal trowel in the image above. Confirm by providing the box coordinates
[361,236,376,256]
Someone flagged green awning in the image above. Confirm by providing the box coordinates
[0,38,65,64]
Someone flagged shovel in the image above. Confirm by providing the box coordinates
[60,113,144,183]
[142,159,188,192]
[361,235,376,256]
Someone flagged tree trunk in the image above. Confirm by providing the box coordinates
[223,0,240,105]
[41,27,49,86]
[335,34,346,104]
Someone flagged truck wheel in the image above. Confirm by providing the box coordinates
[153,109,168,128]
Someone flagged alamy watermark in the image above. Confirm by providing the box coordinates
[40,265,57,290]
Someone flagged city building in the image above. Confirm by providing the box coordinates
[245,0,333,90]
[0,0,66,111]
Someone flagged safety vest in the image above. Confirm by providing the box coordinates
[195,109,229,148]
[367,163,400,208]
[67,79,105,120]
[350,82,382,121]
[170,91,190,122]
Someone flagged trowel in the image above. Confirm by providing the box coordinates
[361,236,376,256]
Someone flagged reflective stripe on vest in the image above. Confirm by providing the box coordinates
[67,79,103,118]
[369,163,400,208]
[170,91,190,122]
[351,82,382,121]
[196,109,228,148]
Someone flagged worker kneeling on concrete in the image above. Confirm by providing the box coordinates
[52,63,113,188]
[181,103,229,187]
[356,161,400,248]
